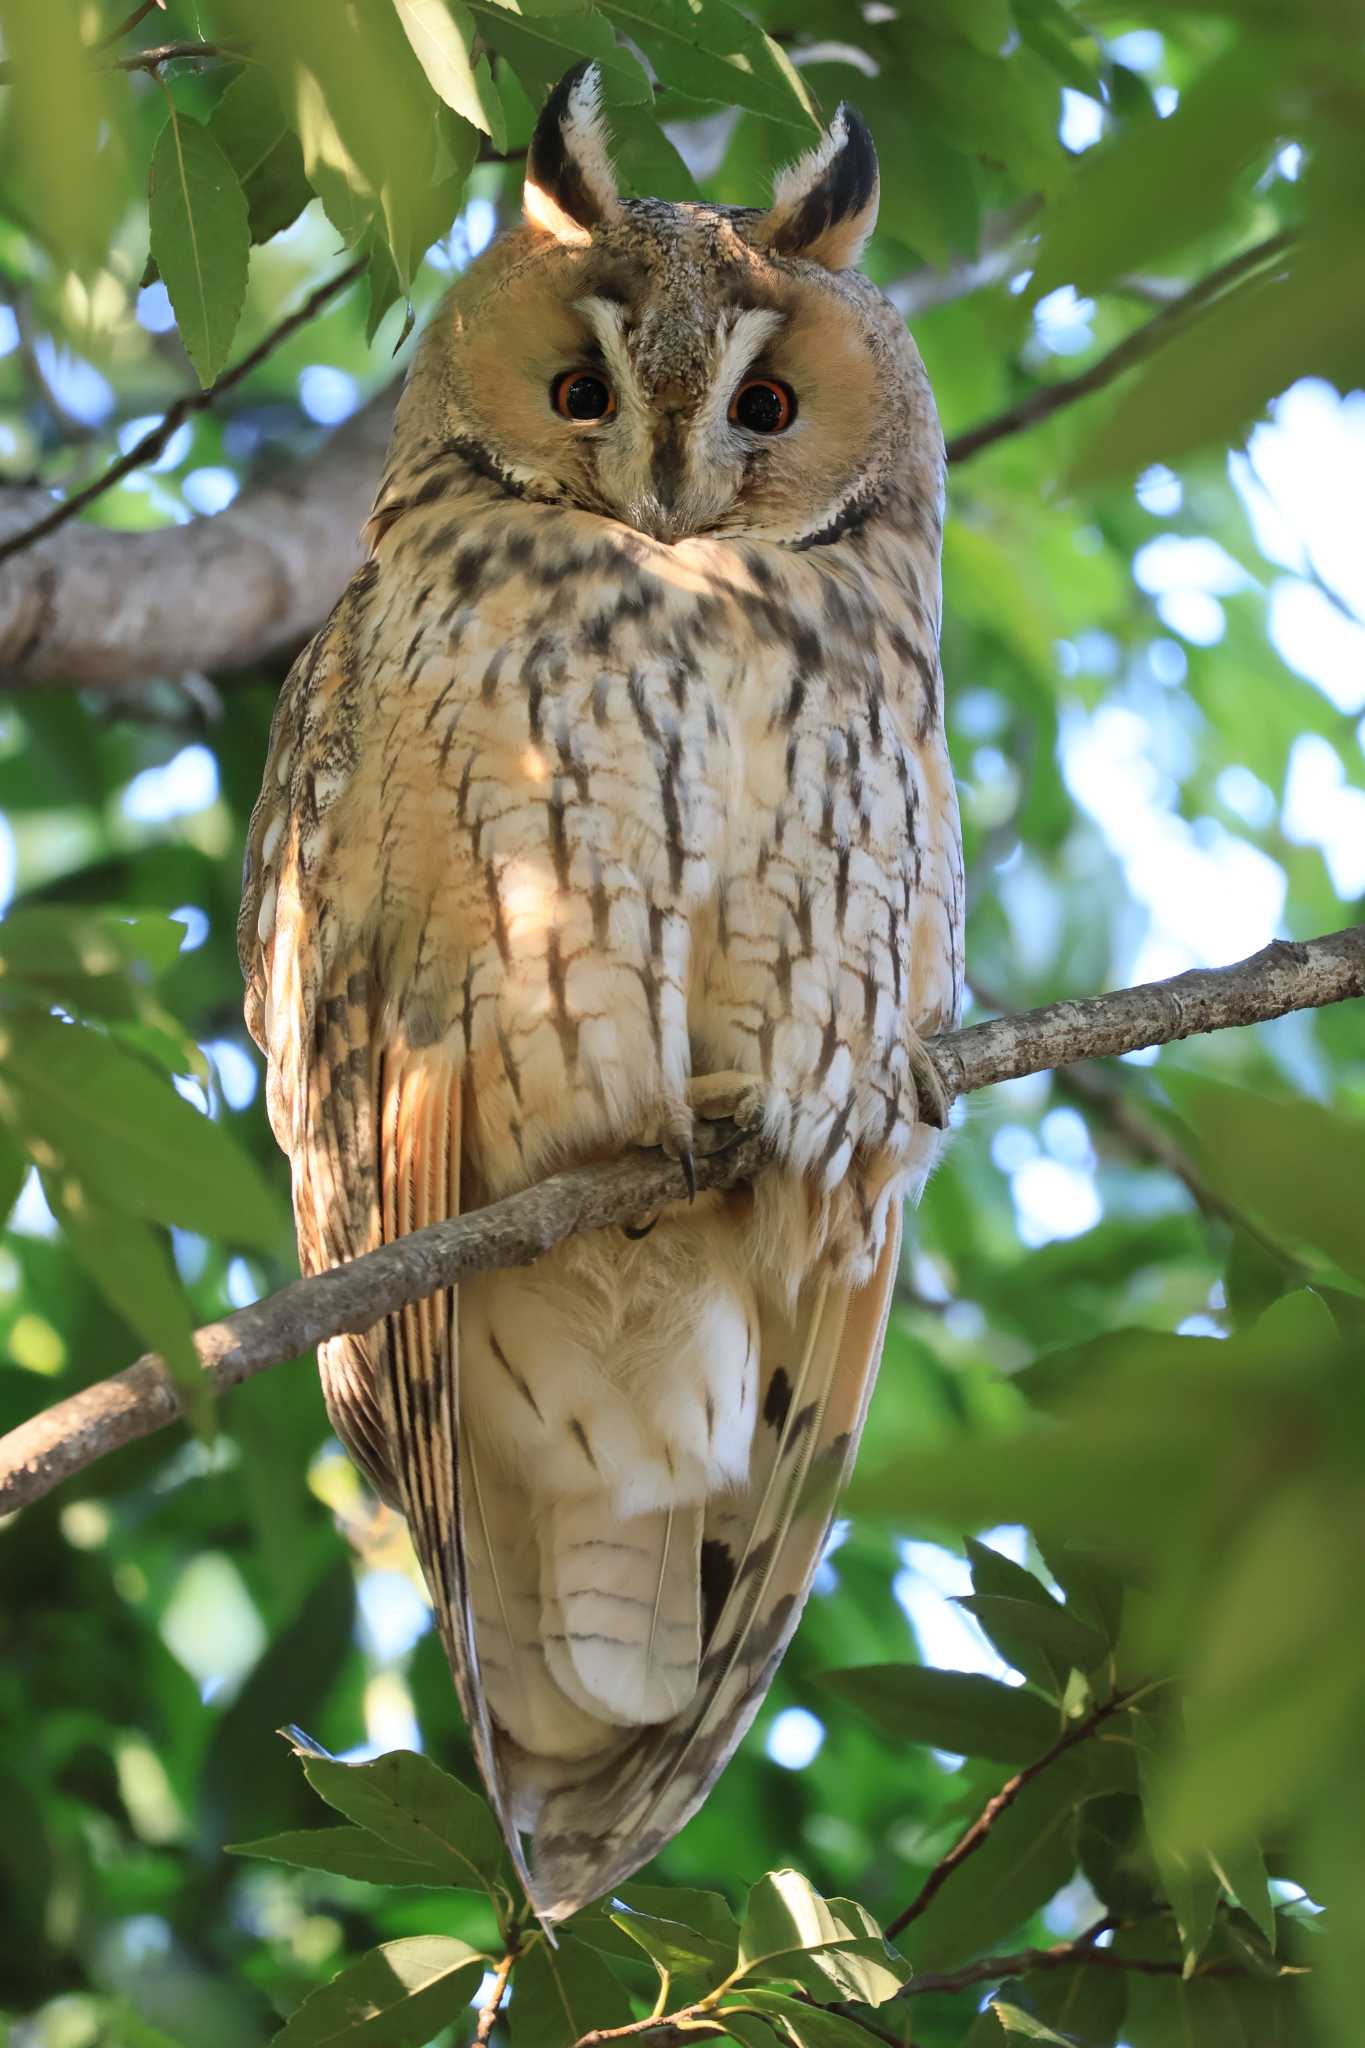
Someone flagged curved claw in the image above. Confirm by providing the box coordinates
[623,1214,660,1241]
[679,1147,696,1201]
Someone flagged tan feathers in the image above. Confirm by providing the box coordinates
[238,71,962,1925]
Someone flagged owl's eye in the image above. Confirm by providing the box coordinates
[729,377,796,434]
[552,371,616,423]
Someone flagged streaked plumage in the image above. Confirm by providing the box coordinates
[239,65,963,1921]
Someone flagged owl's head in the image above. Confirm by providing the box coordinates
[393,65,940,549]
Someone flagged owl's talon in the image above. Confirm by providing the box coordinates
[623,1214,660,1240]
[907,1032,952,1132]
[679,1147,697,1201]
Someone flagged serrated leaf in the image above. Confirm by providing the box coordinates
[467,3,652,105]
[227,1826,461,1888]
[292,1745,508,1898]
[1208,1838,1275,1950]
[148,110,250,386]
[395,0,507,152]
[1136,1720,1219,1970]
[0,1016,286,1248]
[820,1664,1060,1764]
[274,1936,485,2046]
[599,0,817,130]
[510,1935,633,2047]
[42,1184,210,1436]
[208,67,313,248]
[737,1871,907,2007]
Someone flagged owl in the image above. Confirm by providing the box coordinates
[239,63,963,1922]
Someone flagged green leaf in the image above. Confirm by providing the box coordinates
[988,2004,1075,2045]
[737,1871,907,2006]
[509,1934,633,2047]
[1032,47,1279,298]
[395,0,507,152]
[1208,1838,1275,1950]
[598,0,817,131]
[1024,1966,1126,2048]
[0,1015,287,1248]
[614,1883,739,1952]
[0,906,185,986]
[467,3,652,106]
[906,1759,1087,1970]
[820,1665,1060,1764]
[958,1595,1109,1693]
[609,1902,737,1978]
[208,67,314,248]
[274,1937,485,2045]
[292,1746,508,1899]
[720,2019,782,2048]
[148,109,251,387]
[227,1826,464,1888]
[0,1,128,271]
[42,1185,210,1436]
[1161,1074,1365,1285]
[0,1125,26,1222]
[1075,1794,1161,1919]
[731,1989,891,2047]
[1136,1720,1219,1970]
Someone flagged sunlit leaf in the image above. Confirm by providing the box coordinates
[208,67,314,248]
[290,1744,508,1898]
[273,1937,485,2045]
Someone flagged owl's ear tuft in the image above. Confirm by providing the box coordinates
[756,103,879,270]
[524,63,619,244]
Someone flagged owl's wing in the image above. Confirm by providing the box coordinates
[530,1211,900,1918]
[239,633,538,1902]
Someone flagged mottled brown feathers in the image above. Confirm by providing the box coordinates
[239,67,962,1924]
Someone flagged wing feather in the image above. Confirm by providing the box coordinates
[531,1207,902,1916]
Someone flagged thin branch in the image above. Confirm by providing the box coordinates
[0,924,1360,1516]
[944,230,1295,465]
[94,2,168,54]
[885,1691,1134,1940]
[900,1931,1275,2000]
[573,2009,724,2045]
[473,1948,518,2044]
[0,260,364,570]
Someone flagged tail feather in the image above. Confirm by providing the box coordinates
[542,1498,703,1726]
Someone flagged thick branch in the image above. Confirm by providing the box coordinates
[0,927,1359,1515]
[0,236,1296,690]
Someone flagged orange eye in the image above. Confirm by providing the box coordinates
[729,377,795,434]
[552,370,616,422]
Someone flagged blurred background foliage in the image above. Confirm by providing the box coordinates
[0,1,1362,2044]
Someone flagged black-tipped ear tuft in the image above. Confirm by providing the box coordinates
[756,103,880,270]
[524,62,619,243]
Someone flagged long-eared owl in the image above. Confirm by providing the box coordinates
[239,63,963,1921]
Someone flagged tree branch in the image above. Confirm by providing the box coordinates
[885,1692,1134,1940]
[0,925,1358,1516]
[0,260,365,573]
[943,230,1294,465]
[0,234,1301,691]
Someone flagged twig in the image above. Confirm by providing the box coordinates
[94,1,167,53]
[0,925,1360,1516]
[0,260,365,569]
[901,1932,1267,1999]
[886,1693,1134,1940]
[573,2009,723,2045]
[110,40,236,73]
[473,1948,518,2044]
[944,230,1294,465]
